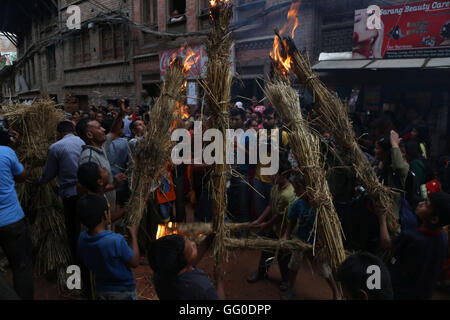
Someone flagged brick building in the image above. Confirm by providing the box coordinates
[0,0,135,111]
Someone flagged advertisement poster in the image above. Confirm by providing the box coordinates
[159,45,207,79]
[353,0,450,59]
[159,44,235,79]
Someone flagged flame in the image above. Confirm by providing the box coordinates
[270,37,292,74]
[171,102,190,130]
[156,222,179,240]
[270,1,300,75]
[183,49,200,73]
[279,1,300,38]
[210,0,216,7]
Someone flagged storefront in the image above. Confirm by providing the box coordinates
[312,0,450,160]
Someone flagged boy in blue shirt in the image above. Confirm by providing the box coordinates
[77,194,140,300]
[281,173,338,300]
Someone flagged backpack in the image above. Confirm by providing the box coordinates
[394,169,422,210]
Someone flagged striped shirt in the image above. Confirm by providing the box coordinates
[40,133,85,199]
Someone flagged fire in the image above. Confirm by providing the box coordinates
[270,37,292,75]
[270,1,300,75]
[171,102,190,130]
[183,49,200,73]
[156,222,179,240]
[210,0,216,7]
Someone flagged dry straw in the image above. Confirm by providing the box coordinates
[1,99,70,291]
[264,80,346,272]
[282,36,399,234]
[126,59,185,228]
[199,0,233,263]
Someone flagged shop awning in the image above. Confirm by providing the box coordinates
[313,56,450,70]
[365,59,426,69]
[312,60,373,70]
[425,57,450,68]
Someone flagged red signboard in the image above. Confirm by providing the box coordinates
[159,45,208,79]
[353,0,450,59]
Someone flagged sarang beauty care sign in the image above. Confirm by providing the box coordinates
[353,0,450,59]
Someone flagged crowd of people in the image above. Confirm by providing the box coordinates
[0,93,449,301]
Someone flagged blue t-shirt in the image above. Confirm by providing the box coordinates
[287,198,315,244]
[390,228,448,299]
[78,230,135,292]
[0,146,25,227]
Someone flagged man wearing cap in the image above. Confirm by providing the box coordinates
[40,120,85,260]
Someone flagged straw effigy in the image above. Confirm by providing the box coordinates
[176,222,250,236]
[264,80,346,272]
[278,34,399,234]
[126,58,185,228]
[199,0,233,263]
[1,99,71,291]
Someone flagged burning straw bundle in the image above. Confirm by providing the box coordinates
[264,81,346,272]
[279,34,399,234]
[200,0,233,262]
[1,99,70,291]
[127,59,185,227]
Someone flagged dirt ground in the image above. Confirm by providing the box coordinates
[3,249,334,300]
[3,248,450,300]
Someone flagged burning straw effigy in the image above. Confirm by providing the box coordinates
[275,32,399,234]
[1,99,70,291]
[199,0,234,263]
[126,58,185,228]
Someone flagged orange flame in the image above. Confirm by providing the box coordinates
[210,0,217,7]
[155,223,206,240]
[270,37,292,75]
[279,1,300,38]
[270,1,300,75]
[171,102,190,130]
[183,49,200,73]
[156,222,179,240]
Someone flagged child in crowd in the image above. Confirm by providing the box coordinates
[281,173,338,300]
[77,162,125,223]
[248,161,296,289]
[336,251,393,300]
[375,192,450,299]
[76,194,140,300]
[148,233,224,300]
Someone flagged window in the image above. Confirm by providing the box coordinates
[101,25,125,61]
[47,45,56,82]
[73,31,91,65]
[142,0,158,27]
[168,0,186,23]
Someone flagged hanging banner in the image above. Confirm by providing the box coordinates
[353,0,450,59]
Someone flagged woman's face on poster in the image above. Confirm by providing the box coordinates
[354,11,378,43]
